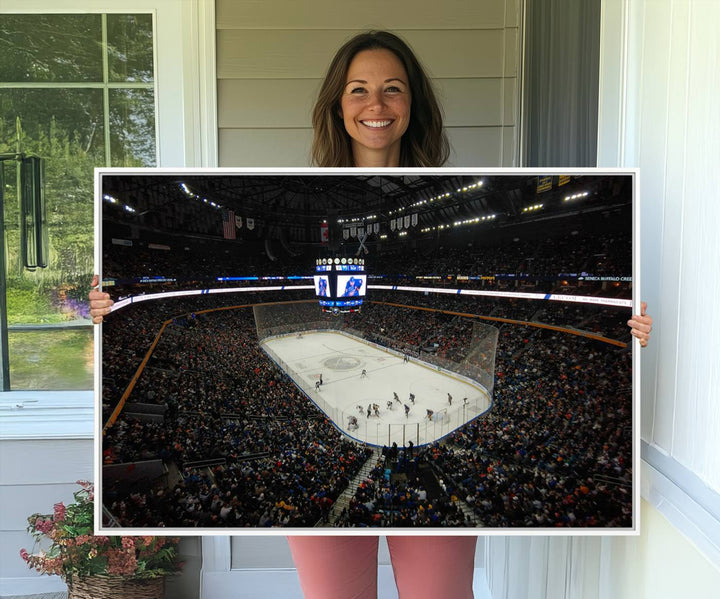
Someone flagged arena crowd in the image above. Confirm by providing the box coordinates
[102,284,632,528]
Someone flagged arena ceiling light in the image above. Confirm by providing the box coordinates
[422,213,496,233]
[456,180,483,193]
[103,194,136,214]
[452,215,497,227]
[405,181,483,213]
[338,214,378,224]
[400,191,452,212]
[522,203,544,213]
[179,181,222,210]
[564,191,590,201]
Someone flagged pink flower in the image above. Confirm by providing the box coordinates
[53,502,66,522]
[34,518,53,534]
[121,537,135,549]
[21,482,179,580]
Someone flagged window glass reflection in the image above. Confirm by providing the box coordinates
[0,14,102,82]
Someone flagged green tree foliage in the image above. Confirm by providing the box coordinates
[0,14,103,82]
[0,13,155,325]
[1,112,98,321]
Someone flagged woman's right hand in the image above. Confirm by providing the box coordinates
[89,274,114,324]
[627,301,653,348]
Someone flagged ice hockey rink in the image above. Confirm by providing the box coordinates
[261,330,492,447]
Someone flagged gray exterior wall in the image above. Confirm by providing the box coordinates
[216,0,522,167]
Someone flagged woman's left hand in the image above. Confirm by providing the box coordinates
[627,301,653,348]
[89,274,114,324]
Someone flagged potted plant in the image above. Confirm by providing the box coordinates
[20,480,182,599]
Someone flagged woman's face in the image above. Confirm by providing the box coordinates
[339,48,411,167]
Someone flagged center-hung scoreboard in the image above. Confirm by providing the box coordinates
[314,257,366,314]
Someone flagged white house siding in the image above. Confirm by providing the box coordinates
[215,0,522,167]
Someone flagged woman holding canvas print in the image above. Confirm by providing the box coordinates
[90,31,653,599]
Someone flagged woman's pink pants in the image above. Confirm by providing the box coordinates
[287,536,476,599]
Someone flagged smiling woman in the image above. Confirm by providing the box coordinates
[311,30,448,167]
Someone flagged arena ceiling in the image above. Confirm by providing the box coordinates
[101,173,633,244]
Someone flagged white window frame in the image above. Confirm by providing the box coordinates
[0,0,217,433]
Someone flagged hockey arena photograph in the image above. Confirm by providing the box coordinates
[97,170,636,532]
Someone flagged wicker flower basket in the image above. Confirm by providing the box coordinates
[67,575,165,599]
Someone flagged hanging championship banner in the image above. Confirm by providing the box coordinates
[321,223,329,243]
[374,222,380,234]
[404,215,411,229]
[350,226,357,238]
[235,215,243,229]
[397,217,403,230]
[343,228,350,240]
[558,175,571,186]
[411,213,418,227]
[390,219,396,231]
[367,224,372,236]
[537,176,552,193]
[246,217,255,230]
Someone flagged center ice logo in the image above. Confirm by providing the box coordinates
[323,356,362,371]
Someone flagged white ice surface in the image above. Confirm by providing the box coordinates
[262,331,491,447]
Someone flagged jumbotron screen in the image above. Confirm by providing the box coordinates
[338,274,366,297]
[315,257,366,313]
[313,275,330,297]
